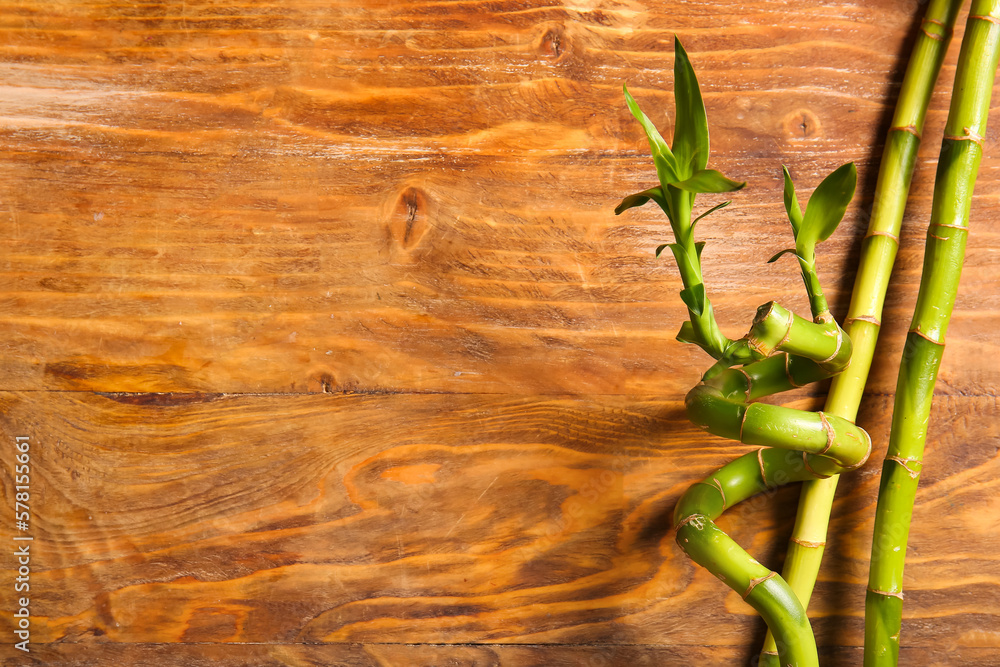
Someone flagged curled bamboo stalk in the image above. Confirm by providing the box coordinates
[759,0,965,663]
[865,3,1000,664]
[617,38,868,667]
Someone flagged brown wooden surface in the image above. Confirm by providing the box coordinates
[0,0,998,665]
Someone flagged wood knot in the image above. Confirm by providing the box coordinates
[539,24,567,59]
[782,108,822,140]
[389,185,429,250]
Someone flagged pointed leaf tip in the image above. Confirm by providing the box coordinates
[672,37,709,176]
[800,161,857,247]
[767,248,800,264]
[615,187,664,215]
[623,84,679,184]
[691,200,731,229]
[782,166,803,236]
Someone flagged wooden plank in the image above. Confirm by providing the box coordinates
[9,642,1000,667]
[0,391,996,651]
[0,0,997,394]
[1,0,998,663]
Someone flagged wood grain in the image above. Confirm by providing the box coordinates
[12,643,1000,667]
[0,0,998,395]
[0,391,998,661]
[0,0,998,664]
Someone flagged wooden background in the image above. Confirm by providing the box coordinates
[1,0,999,664]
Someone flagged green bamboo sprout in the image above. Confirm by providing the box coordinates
[617,38,870,667]
[865,3,1000,664]
[759,0,965,663]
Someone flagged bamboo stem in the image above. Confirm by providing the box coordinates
[672,186,868,665]
[618,37,868,667]
[676,352,872,667]
[759,1,965,663]
[865,3,1000,664]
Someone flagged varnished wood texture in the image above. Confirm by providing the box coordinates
[0,0,998,664]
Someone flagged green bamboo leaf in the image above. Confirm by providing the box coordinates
[676,320,699,345]
[666,243,686,268]
[782,166,803,236]
[691,200,731,230]
[669,169,746,194]
[679,282,707,316]
[766,248,801,264]
[672,37,709,176]
[615,187,664,215]
[800,162,857,248]
[623,84,679,184]
[655,243,670,258]
[695,241,706,261]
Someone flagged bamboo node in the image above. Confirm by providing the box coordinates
[889,124,921,138]
[920,25,945,41]
[817,411,836,455]
[841,428,872,471]
[737,367,754,401]
[739,403,751,443]
[886,455,922,479]
[944,127,985,147]
[929,221,969,232]
[867,586,904,600]
[910,327,945,346]
[802,452,832,479]
[757,448,775,490]
[790,537,826,549]
[784,354,805,388]
[776,306,795,349]
[675,513,709,531]
[696,478,728,510]
[969,13,1000,26]
[742,571,776,599]
[844,315,881,327]
[865,229,900,243]
[818,327,844,365]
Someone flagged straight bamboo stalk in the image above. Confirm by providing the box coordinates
[865,3,1000,664]
[759,1,965,663]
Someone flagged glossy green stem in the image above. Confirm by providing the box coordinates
[676,315,871,665]
[760,1,965,663]
[865,3,1000,664]
[666,185,733,359]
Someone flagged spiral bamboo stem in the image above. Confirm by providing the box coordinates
[617,38,864,667]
